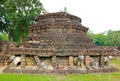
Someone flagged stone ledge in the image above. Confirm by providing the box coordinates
[3,66,118,74]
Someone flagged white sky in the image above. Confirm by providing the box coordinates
[40,0,120,34]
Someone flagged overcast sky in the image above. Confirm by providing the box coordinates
[40,0,120,34]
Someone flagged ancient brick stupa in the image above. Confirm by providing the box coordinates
[2,12,120,73]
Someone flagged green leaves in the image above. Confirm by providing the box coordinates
[107,30,120,46]
[0,0,45,43]
[87,30,120,46]
[0,33,8,41]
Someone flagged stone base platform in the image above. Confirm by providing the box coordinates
[3,66,119,74]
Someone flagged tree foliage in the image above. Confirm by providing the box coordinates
[87,30,120,46]
[0,0,45,43]
[0,33,8,41]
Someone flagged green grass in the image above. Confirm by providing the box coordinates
[0,73,120,81]
[111,58,120,70]
[0,74,56,81]
[0,58,120,81]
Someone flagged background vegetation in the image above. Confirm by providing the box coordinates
[88,30,120,46]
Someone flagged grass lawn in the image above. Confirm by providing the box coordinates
[0,58,120,81]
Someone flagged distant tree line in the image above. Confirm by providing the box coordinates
[87,30,120,46]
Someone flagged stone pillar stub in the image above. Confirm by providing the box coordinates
[21,55,26,68]
[99,55,105,68]
[34,56,41,68]
[52,56,57,69]
[85,55,90,67]
[69,56,74,68]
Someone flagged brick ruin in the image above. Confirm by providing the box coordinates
[1,12,120,74]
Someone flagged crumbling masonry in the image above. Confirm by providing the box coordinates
[0,12,120,74]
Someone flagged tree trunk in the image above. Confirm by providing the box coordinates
[8,32,12,42]
[20,27,23,44]
[20,35,23,44]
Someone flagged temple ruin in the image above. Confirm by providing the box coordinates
[0,12,120,74]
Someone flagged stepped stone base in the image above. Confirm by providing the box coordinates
[3,66,118,74]
[0,12,120,74]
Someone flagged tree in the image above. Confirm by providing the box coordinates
[0,0,45,43]
[60,7,68,13]
[95,33,108,46]
[87,31,107,46]
[0,0,8,33]
[0,33,8,41]
[87,30,97,44]
[107,30,120,46]
[87,30,120,46]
